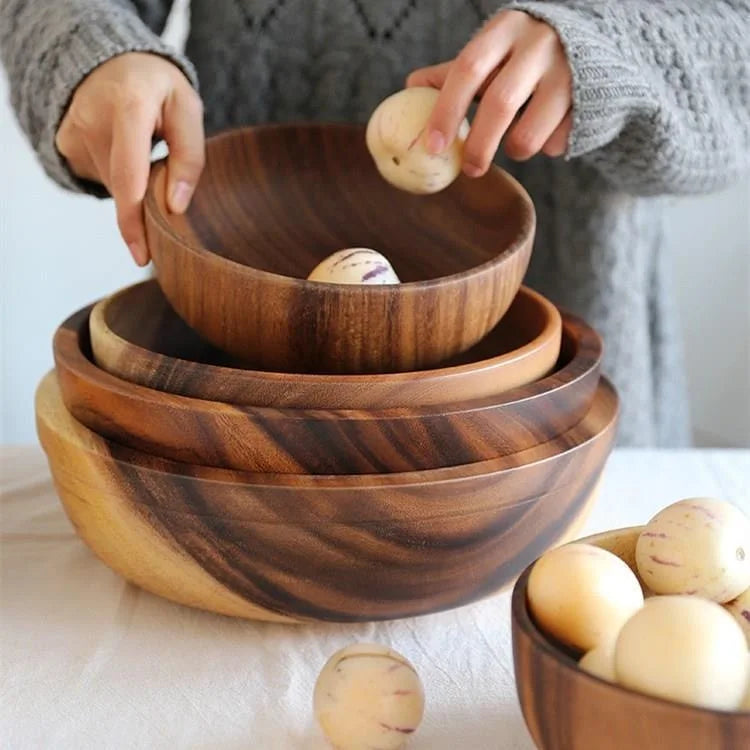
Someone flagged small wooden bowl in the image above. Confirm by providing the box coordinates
[36,371,617,622]
[511,528,750,750]
[58,304,597,474]
[143,124,534,374]
[90,280,563,409]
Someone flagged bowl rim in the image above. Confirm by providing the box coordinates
[91,281,569,388]
[38,369,619,491]
[143,122,536,293]
[70,301,595,423]
[511,525,750,718]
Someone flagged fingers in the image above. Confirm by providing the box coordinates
[423,18,514,154]
[542,111,572,157]
[406,62,451,90]
[504,69,572,161]
[162,85,205,214]
[462,42,552,176]
[109,98,158,266]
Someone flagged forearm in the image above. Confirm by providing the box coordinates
[0,0,197,192]
[507,0,750,195]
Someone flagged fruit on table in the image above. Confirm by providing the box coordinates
[527,543,644,652]
[313,642,424,750]
[635,497,750,603]
[366,87,469,194]
[578,639,617,682]
[614,595,748,711]
[307,248,400,285]
[724,586,750,646]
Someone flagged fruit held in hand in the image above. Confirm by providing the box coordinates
[313,642,424,750]
[614,595,748,711]
[307,248,400,285]
[635,497,750,603]
[527,543,644,652]
[366,87,469,194]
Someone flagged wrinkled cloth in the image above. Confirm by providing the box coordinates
[2,445,748,749]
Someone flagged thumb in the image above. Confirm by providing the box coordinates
[162,85,205,214]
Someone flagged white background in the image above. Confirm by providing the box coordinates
[1,1,748,447]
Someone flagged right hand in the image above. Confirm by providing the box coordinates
[56,52,205,266]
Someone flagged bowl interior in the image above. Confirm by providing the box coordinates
[156,124,533,283]
[100,280,550,371]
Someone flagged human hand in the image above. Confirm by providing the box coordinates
[407,10,572,176]
[55,52,205,265]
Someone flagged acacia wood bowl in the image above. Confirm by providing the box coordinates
[90,280,563,409]
[58,304,598,474]
[36,371,618,623]
[143,124,534,374]
[511,527,750,750]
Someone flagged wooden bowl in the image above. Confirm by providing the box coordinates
[511,528,750,750]
[143,124,534,374]
[36,371,618,623]
[58,305,598,474]
[90,280,563,409]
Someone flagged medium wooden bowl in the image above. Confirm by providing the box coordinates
[58,305,597,474]
[90,280,563,409]
[511,528,750,750]
[143,124,534,374]
[36,371,618,623]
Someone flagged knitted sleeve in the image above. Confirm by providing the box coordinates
[506,0,750,195]
[0,1,198,192]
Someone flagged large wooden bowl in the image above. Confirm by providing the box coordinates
[511,528,750,750]
[58,305,598,474]
[143,124,534,374]
[36,371,617,623]
[90,281,563,409]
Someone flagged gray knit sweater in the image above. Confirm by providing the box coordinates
[2,0,749,446]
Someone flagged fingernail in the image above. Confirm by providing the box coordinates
[463,163,483,178]
[169,180,192,213]
[426,130,445,154]
[128,242,147,266]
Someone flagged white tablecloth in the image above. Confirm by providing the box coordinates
[2,446,748,750]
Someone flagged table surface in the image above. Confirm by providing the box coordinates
[2,445,748,750]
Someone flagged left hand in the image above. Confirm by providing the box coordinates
[407,10,572,176]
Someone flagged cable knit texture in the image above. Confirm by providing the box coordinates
[2,0,749,446]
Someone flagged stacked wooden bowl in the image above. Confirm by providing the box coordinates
[36,125,619,624]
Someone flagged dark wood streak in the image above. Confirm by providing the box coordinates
[58,302,600,475]
[37,372,617,622]
[511,531,750,749]
[143,123,534,374]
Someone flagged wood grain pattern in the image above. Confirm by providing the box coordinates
[36,372,618,623]
[90,281,563,409]
[144,124,535,374]
[511,528,750,749]
[59,304,598,474]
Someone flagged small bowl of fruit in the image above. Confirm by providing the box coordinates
[511,497,750,750]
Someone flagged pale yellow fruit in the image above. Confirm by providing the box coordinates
[615,595,748,711]
[527,543,644,652]
[307,248,400,285]
[578,639,617,682]
[635,497,750,603]
[725,587,750,647]
[740,655,750,711]
[366,87,469,194]
[313,642,425,750]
